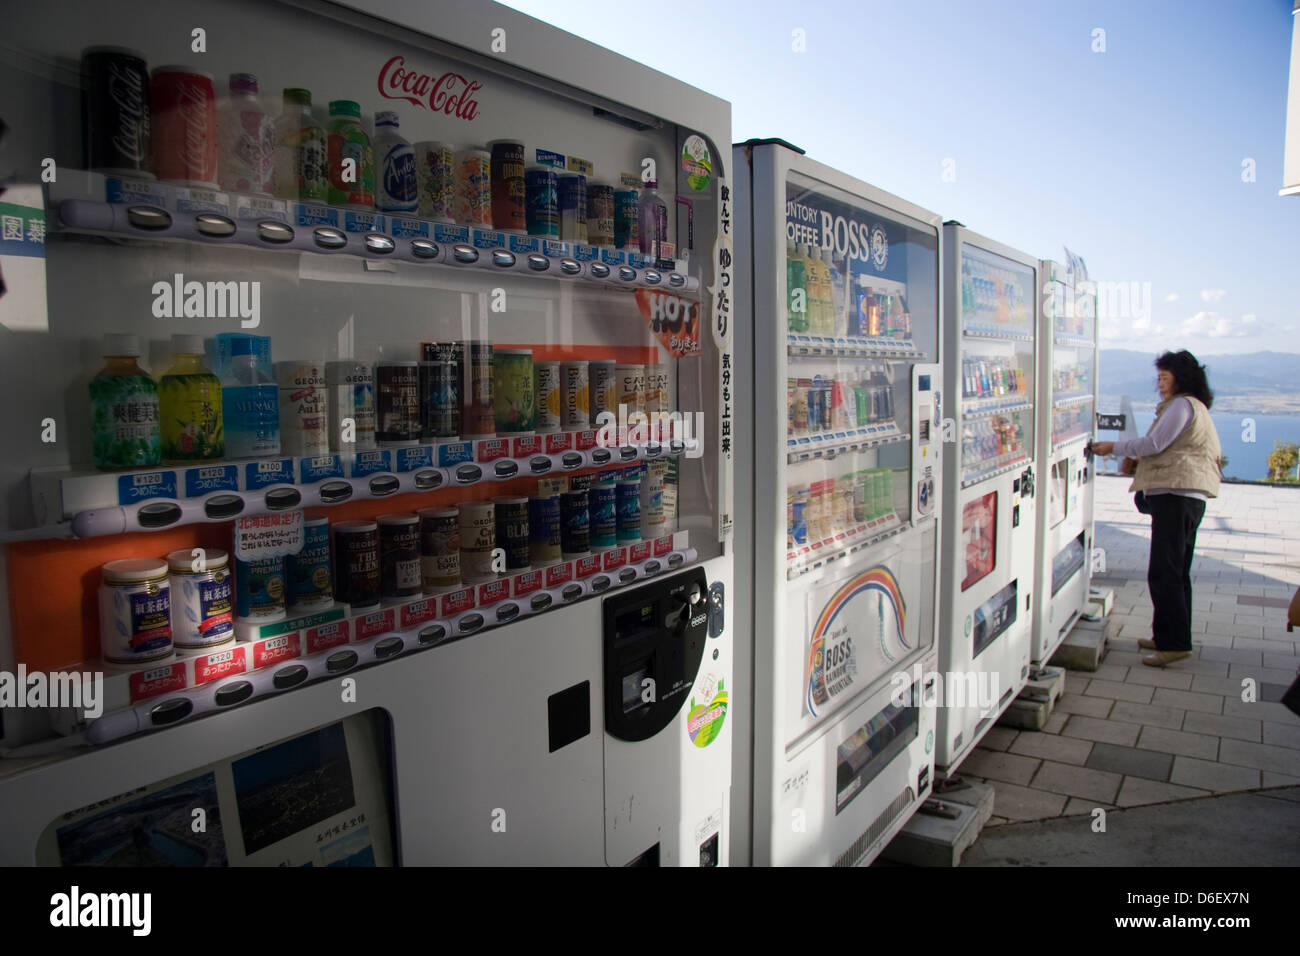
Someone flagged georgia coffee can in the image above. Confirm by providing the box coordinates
[376,361,421,445]
[616,479,642,543]
[459,501,496,584]
[525,166,558,238]
[420,359,459,440]
[82,47,153,178]
[422,341,464,438]
[418,506,460,591]
[150,66,217,187]
[529,494,562,566]
[589,481,618,548]
[378,513,422,599]
[462,340,495,438]
[560,490,590,558]
[333,520,380,610]
[488,139,526,233]
[493,496,531,572]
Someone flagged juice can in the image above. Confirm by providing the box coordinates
[378,513,422,599]
[558,173,588,243]
[454,147,492,226]
[459,501,496,584]
[494,348,535,434]
[589,482,618,548]
[587,183,615,246]
[488,139,526,233]
[560,490,590,557]
[534,361,562,433]
[418,506,460,591]
[376,361,421,446]
[287,517,333,610]
[234,554,286,622]
[333,520,380,609]
[525,166,558,238]
[560,360,590,429]
[150,66,216,186]
[167,548,235,649]
[616,479,641,542]
[99,559,173,665]
[528,495,562,566]
[493,496,531,572]
[415,141,455,221]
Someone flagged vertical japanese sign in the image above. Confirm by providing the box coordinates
[711,178,734,542]
[0,185,48,332]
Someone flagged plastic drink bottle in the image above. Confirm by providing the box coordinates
[218,72,273,194]
[222,335,279,458]
[273,88,328,201]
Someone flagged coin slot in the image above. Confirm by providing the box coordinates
[561,452,583,469]
[591,575,611,592]
[494,459,519,479]
[455,463,483,484]
[418,623,447,646]
[643,270,662,284]
[529,455,551,474]
[527,254,550,271]
[590,263,611,279]
[562,583,583,602]
[618,266,637,281]
[644,560,661,575]
[414,469,443,490]
[619,446,637,461]
[668,553,685,568]
[668,273,686,287]
[590,448,612,465]
[452,244,479,263]
[492,250,516,267]
[559,258,581,275]
[619,567,637,584]
[497,602,521,622]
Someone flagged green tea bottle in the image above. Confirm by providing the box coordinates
[160,334,224,463]
[90,334,161,470]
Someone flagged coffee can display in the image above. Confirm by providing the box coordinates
[288,516,334,610]
[589,482,618,548]
[534,361,562,433]
[488,139,526,233]
[422,341,464,437]
[99,559,173,665]
[420,360,459,440]
[325,360,376,452]
[82,47,153,178]
[235,554,286,622]
[614,187,640,250]
[333,520,380,609]
[640,472,666,537]
[560,490,590,557]
[615,364,645,415]
[560,360,590,429]
[459,501,496,584]
[414,141,455,221]
[376,361,421,445]
[418,506,460,591]
[150,66,217,187]
[616,479,642,542]
[462,341,495,438]
[454,147,492,226]
[494,348,535,434]
[645,363,668,440]
[166,548,234,649]
[557,173,588,243]
[525,166,558,238]
[493,496,530,572]
[276,361,329,457]
[529,495,562,566]
[587,183,615,247]
[589,360,616,421]
[378,513,422,599]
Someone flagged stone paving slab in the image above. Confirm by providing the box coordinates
[1085,742,1174,782]
[1062,714,1140,747]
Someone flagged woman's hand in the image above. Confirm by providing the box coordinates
[1092,441,1115,456]
[1121,457,1137,476]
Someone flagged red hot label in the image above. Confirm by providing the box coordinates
[602,548,627,571]
[629,542,652,563]
[476,439,508,461]
[511,436,541,457]
[653,535,673,557]
[512,570,542,597]
[356,609,395,640]
[401,599,436,629]
[545,562,573,587]
[440,587,475,616]
[377,56,482,120]
[545,433,573,453]
[129,661,187,702]
[306,620,350,653]
[576,430,598,451]
[478,579,509,606]
[194,646,247,685]
[575,555,601,578]
[254,633,301,668]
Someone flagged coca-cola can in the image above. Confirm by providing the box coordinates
[82,47,153,178]
[151,66,217,187]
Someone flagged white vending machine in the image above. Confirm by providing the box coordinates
[1032,255,1098,664]
[0,0,736,867]
[733,140,942,867]
[937,223,1038,776]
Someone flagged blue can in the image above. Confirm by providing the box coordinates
[590,482,618,548]
[288,516,333,609]
[616,479,641,543]
[525,166,558,237]
[529,494,562,565]
[560,490,590,557]
[235,554,287,621]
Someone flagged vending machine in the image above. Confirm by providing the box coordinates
[733,140,941,867]
[0,0,736,866]
[937,223,1038,776]
[1032,255,1098,664]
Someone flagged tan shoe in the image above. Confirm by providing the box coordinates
[1137,638,1157,650]
[1142,650,1192,668]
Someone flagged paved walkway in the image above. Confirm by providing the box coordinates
[955,475,1300,840]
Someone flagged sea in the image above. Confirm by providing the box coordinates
[1105,409,1300,482]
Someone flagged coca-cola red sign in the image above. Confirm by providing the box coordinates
[378,56,482,121]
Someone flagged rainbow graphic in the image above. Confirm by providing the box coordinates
[806,566,907,718]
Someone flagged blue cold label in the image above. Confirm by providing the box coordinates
[599,248,625,266]
[351,449,392,477]
[300,455,343,483]
[397,446,433,471]
[293,202,339,227]
[105,177,168,206]
[472,229,505,250]
[184,464,239,497]
[433,223,469,244]
[117,470,178,505]
[508,234,540,254]
[223,384,280,458]
[343,210,385,233]
[541,240,568,259]
[388,216,429,238]
[437,442,473,466]
[572,244,598,262]
[244,458,294,489]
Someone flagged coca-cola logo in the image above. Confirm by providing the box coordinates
[176,80,213,174]
[106,62,150,162]
[377,55,481,121]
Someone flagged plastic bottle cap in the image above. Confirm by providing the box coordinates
[229,73,259,94]
[166,548,229,572]
[283,88,312,106]
[102,333,141,357]
[375,110,399,126]
[171,334,205,355]
[230,336,257,356]
[328,100,361,118]
[644,179,658,189]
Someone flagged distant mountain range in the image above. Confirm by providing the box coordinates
[1099,350,1300,414]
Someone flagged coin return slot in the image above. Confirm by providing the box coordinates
[369,475,400,496]
[497,603,520,622]
[326,649,359,673]
[530,593,553,611]
[195,213,236,237]
[313,226,347,249]
[418,624,446,646]
[410,239,439,259]
[375,636,404,659]
[456,464,483,483]
[365,233,395,254]
[127,205,172,230]
[258,220,294,243]
[197,494,242,520]
[644,443,662,458]
[149,698,192,726]
[670,440,685,454]
[214,680,254,707]
[530,455,551,474]
[459,613,484,632]
[272,664,309,690]
[264,487,302,510]
[319,480,353,503]
[137,501,182,529]
[669,273,686,287]
[414,470,442,490]
[619,446,637,461]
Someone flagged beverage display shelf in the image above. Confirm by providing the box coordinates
[786,425,908,464]
[785,515,904,580]
[53,197,699,295]
[963,397,1033,420]
[1054,335,1095,348]
[24,433,698,541]
[41,536,695,749]
[961,327,1035,343]
[960,452,1030,488]
[786,334,923,360]
[1052,431,1092,452]
[1053,392,1094,409]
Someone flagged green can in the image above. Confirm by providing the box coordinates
[493,348,535,433]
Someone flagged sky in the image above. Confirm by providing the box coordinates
[500,0,1299,358]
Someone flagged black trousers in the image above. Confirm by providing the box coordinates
[1146,493,1206,651]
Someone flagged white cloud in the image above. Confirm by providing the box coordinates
[1199,289,1226,303]
[1164,293,1180,303]
[1178,311,1260,338]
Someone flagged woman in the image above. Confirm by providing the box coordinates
[1092,350,1222,667]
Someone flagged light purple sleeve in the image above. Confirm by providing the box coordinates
[1113,397,1193,458]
